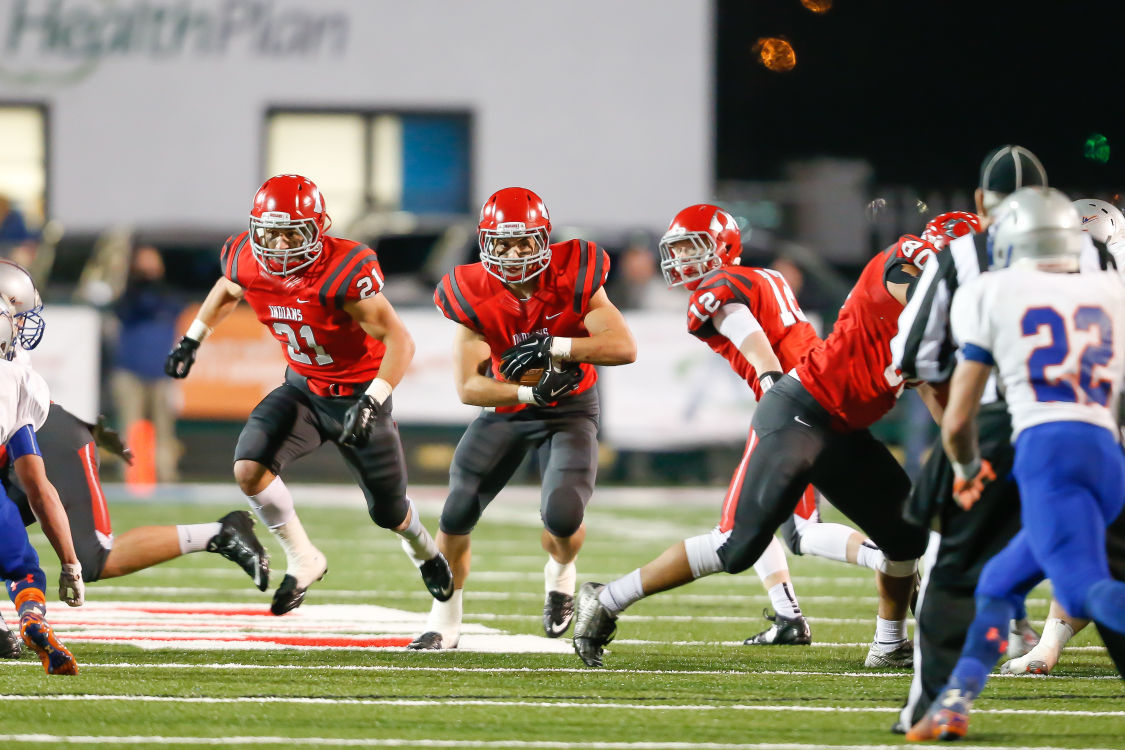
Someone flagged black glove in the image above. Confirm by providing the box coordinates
[499,335,553,381]
[91,414,135,466]
[165,336,200,379]
[340,395,379,447]
[529,365,583,406]
[758,370,784,393]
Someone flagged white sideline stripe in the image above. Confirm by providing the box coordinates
[0,739,1117,750]
[36,585,1053,608]
[1,695,1121,717]
[3,661,1117,680]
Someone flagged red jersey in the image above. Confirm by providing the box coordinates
[434,239,610,413]
[796,236,935,430]
[687,266,820,398]
[221,232,387,385]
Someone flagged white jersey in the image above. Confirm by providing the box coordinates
[0,356,49,445]
[950,268,1125,440]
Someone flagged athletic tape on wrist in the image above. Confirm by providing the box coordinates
[186,319,212,342]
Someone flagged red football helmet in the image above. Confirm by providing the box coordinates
[920,211,981,251]
[658,204,742,289]
[249,174,331,276]
[478,187,552,283]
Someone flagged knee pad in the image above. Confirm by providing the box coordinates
[541,487,585,538]
[439,490,484,536]
[878,556,918,577]
[684,528,727,578]
[367,494,410,530]
[719,536,760,576]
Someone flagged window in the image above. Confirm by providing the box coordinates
[0,104,48,237]
[265,109,471,232]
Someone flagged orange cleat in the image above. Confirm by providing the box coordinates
[906,687,971,741]
[20,613,78,675]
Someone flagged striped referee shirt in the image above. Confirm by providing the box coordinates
[891,231,1115,385]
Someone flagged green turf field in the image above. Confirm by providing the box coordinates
[0,487,1120,749]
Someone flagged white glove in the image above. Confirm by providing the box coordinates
[59,562,84,607]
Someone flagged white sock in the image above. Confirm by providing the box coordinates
[177,522,222,554]
[1027,617,1076,668]
[875,616,907,646]
[273,517,324,584]
[246,475,296,528]
[544,557,577,595]
[599,569,643,616]
[854,540,886,572]
[797,522,854,563]
[397,499,439,565]
[424,589,463,646]
[752,536,790,582]
[768,582,802,618]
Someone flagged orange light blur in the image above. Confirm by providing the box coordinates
[753,37,797,72]
[800,0,833,13]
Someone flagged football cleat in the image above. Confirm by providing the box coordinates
[418,553,454,602]
[208,510,270,592]
[865,639,915,668]
[1006,617,1040,658]
[905,686,972,741]
[20,613,77,675]
[270,551,328,616]
[0,621,22,659]
[743,609,812,646]
[543,591,575,638]
[406,631,456,650]
[1000,656,1051,676]
[572,582,617,667]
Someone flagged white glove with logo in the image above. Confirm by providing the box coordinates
[59,562,84,607]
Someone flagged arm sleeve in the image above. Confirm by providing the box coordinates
[6,424,40,461]
[712,303,763,348]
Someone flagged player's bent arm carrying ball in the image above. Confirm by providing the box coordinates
[409,186,634,650]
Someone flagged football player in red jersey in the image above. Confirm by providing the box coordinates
[572,205,899,665]
[408,187,636,650]
[165,174,452,615]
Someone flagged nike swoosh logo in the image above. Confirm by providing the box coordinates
[793,416,811,427]
[296,298,309,304]
[546,312,562,320]
[550,385,572,397]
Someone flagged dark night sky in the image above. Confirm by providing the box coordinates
[717,1,1125,195]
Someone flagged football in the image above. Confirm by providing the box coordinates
[516,368,544,386]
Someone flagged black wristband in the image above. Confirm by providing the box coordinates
[759,370,784,392]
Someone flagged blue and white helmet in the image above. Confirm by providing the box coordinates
[989,187,1083,272]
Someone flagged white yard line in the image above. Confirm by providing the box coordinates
[0,661,1117,680]
[0,737,1119,750]
[0,695,1120,717]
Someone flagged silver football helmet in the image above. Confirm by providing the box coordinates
[1072,198,1125,245]
[0,297,20,362]
[0,260,44,349]
[989,187,1083,272]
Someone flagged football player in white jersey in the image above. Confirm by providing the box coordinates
[908,187,1125,741]
[0,296,83,674]
[1002,197,1125,676]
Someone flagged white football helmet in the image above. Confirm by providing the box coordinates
[0,260,44,349]
[989,187,1083,272]
[1072,198,1125,245]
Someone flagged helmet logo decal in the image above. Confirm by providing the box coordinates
[261,211,290,222]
